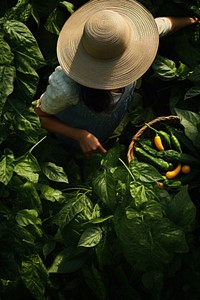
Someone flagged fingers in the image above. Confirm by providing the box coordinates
[98,144,107,154]
[190,17,200,24]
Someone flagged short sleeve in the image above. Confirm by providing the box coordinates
[155,17,172,37]
[39,66,80,114]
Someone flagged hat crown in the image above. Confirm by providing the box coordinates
[82,10,130,60]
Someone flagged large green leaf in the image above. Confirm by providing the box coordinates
[78,225,103,247]
[92,170,117,212]
[53,193,93,229]
[3,19,45,69]
[164,186,196,232]
[15,69,39,100]
[0,149,14,185]
[184,84,200,100]
[0,36,14,65]
[42,161,68,183]
[114,208,188,271]
[20,254,48,300]
[0,65,15,116]
[15,209,41,227]
[16,181,42,214]
[152,55,177,79]
[31,0,60,18]
[48,247,86,273]
[175,108,200,148]
[14,152,41,183]
[39,184,65,203]
[4,0,31,23]
[5,99,41,144]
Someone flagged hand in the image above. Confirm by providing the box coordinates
[189,16,200,24]
[78,130,107,155]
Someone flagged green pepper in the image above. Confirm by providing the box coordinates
[134,147,172,171]
[166,127,199,158]
[170,133,182,152]
[163,178,182,188]
[156,149,200,166]
[137,143,174,170]
[145,123,171,149]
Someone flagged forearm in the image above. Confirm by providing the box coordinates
[167,16,199,35]
[39,115,85,142]
[38,114,107,154]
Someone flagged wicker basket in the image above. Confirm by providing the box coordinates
[127,115,181,164]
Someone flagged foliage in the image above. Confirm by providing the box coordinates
[0,0,200,299]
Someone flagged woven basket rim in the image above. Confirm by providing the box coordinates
[127,115,180,163]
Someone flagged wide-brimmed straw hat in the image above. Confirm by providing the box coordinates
[57,0,159,90]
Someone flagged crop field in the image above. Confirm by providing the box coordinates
[0,0,200,299]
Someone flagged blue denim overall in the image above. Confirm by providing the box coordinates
[55,82,136,149]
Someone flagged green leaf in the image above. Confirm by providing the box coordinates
[48,247,86,273]
[114,207,189,271]
[164,186,196,231]
[184,84,200,100]
[0,65,15,116]
[15,69,39,100]
[14,152,41,183]
[3,19,45,69]
[4,0,32,23]
[86,215,113,224]
[152,55,177,79]
[16,182,42,214]
[82,265,108,300]
[175,108,200,148]
[130,181,148,207]
[42,162,68,183]
[15,209,41,227]
[20,254,48,300]
[6,99,41,144]
[53,193,93,228]
[188,64,200,83]
[133,162,163,183]
[92,170,117,211]
[0,149,14,185]
[40,184,65,202]
[101,143,123,169]
[60,1,75,14]
[126,200,163,220]
[31,0,60,18]
[0,36,14,65]
[78,226,103,247]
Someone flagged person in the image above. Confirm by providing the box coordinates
[34,0,199,155]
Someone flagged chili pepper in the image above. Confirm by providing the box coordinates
[134,147,172,171]
[162,177,182,188]
[137,142,174,170]
[156,149,200,166]
[168,127,199,158]
[154,134,165,151]
[138,141,158,156]
[166,163,182,179]
[145,123,171,149]
[170,133,182,153]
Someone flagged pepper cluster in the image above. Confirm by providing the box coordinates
[134,123,200,189]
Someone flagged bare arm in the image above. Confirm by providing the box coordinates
[167,16,200,35]
[34,105,107,155]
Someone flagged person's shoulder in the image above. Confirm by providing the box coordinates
[49,65,80,97]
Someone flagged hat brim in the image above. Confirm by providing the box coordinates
[57,0,159,89]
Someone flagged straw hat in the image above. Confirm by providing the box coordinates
[57,0,159,90]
